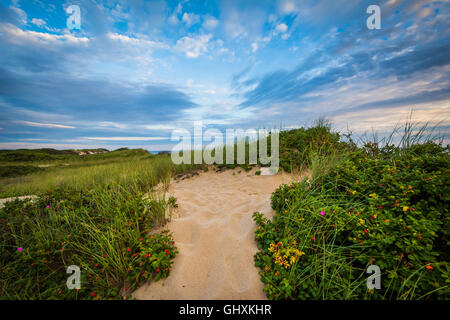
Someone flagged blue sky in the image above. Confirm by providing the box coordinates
[0,0,449,151]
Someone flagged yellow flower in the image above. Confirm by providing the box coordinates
[272,241,305,269]
[403,206,409,212]
[268,243,276,253]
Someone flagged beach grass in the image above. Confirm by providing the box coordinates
[0,151,199,299]
[0,153,198,198]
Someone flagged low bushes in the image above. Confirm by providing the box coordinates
[253,141,449,299]
[0,165,44,178]
[211,120,346,173]
[0,187,178,299]
[278,120,347,172]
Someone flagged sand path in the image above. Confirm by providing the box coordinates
[0,195,38,209]
[133,168,296,300]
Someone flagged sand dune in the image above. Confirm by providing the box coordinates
[133,168,296,300]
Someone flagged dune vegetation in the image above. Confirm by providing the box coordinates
[0,119,448,300]
[253,120,449,300]
[0,149,196,198]
[0,150,199,299]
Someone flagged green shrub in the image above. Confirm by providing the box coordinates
[254,142,450,300]
[0,187,178,299]
[0,165,44,178]
[278,120,346,172]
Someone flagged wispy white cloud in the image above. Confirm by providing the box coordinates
[0,100,72,122]
[143,124,177,131]
[107,33,168,50]
[249,21,290,52]
[203,16,219,30]
[9,5,27,24]
[97,122,128,129]
[175,34,212,58]
[15,120,76,129]
[29,17,62,32]
[168,14,179,25]
[332,101,450,134]
[168,3,182,25]
[275,23,288,33]
[84,136,168,141]
[278,0,299,15]
[31,18,46,27]
[0,22,89,45]
[182,12,200,27]
[251,42,258,52]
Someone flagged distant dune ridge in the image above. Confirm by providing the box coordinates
[0,148,135,162]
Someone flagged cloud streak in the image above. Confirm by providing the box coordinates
[84,136,169,141]
[15,120,76,129]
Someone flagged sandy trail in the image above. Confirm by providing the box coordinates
[0,195,38,209]
[133,168,296,300]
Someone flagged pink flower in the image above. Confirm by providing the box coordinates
[297,180,300,183]
[320,211,325,216]
[17,247,23,252]
[46,205,50,209]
